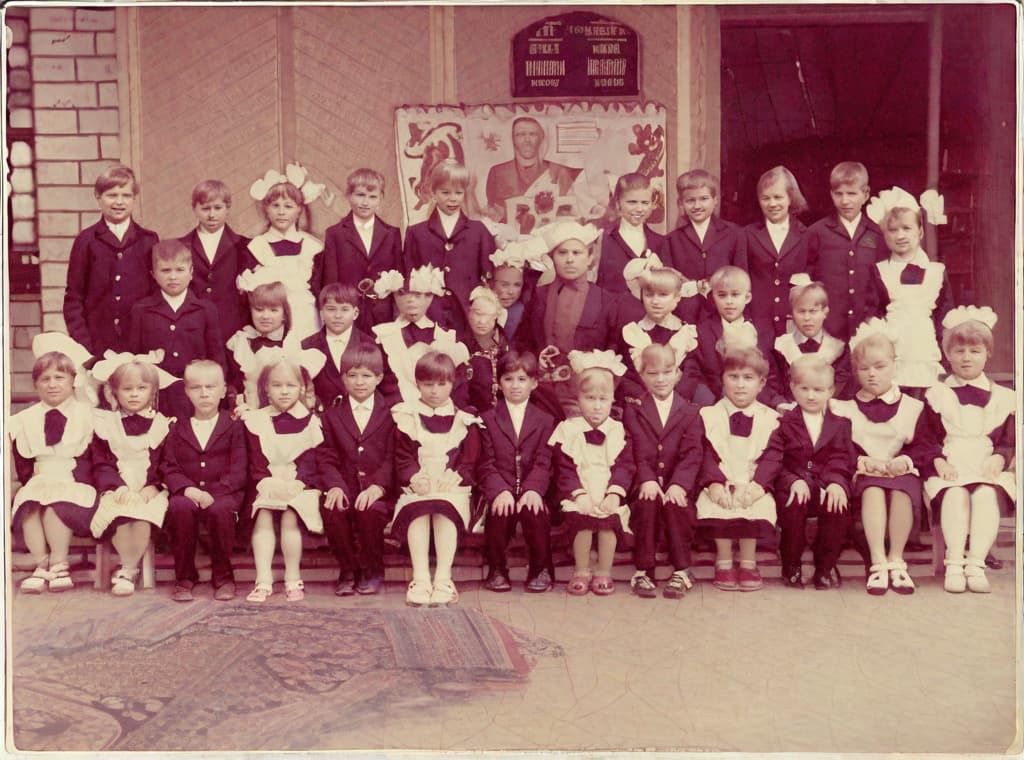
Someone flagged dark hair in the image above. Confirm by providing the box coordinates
[318,282,360,309]
[340,343,384,376]
[414,351,456,384]
[94,164,139,195]
[498,350,539,380]
[249,281,292,337]
[32,352,76,383]
[721,346,769,379]
[612,172,652,205]
[151,239,191,268]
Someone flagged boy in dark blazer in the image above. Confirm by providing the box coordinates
[64,165,159,356]
[770,355,855,590]
[302,283,375,410]
[162,361,246,602]
[479,351,558,593]
[317,344,396,595]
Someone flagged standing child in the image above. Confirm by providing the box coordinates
[10,334,96,593]
[322,168,403,332]
[695,346,782,591]
[318,344,396,596]
[301,283,375,410]
[488,234,548,342]
[549,351,635,596]
[624,344,703,599]
[64,165,159,356]
[179,179,251,341]
[771,355,855,590]
[162,360,247,602]
[830,320,932,595]
[805,161,888,340]
[226,281,292,410]
[89,353,175,596]
[923,307,1015,593]
[465,286,511,414]
[391,351,483,607]
[596,173,665,301]
[479,351,558,593]
[404,159,496,334]
[243,350,326,603]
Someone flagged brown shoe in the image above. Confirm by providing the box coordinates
[214,582,236,601]
[172,583,195,602]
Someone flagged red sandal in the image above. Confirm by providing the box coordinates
[567,571,592,595]
[590,576,615,596]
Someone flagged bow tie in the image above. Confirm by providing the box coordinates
[122,413,154,436]
[798,338,820,354]
[646,324,675,345]
[402,323,433,346]
[856,396,899,423]
[729,411,753,437]
[900,264,926,285]
[583,428,606,446]
[251,335,283,352]
[44,409,67,446]
[272,411,307,434]
[952,384,990,407]
[269,238,302,257]
[419,414,454,434]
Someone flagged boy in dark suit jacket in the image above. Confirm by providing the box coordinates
[322,168,402,332]
[479,351,557,593]
[128,240,226,420]
[64,165,159,356]
[317,344,396,595]
[770,355,855,590]
[162,361,246,602]
[302,283,375,410]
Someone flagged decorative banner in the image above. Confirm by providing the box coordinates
[396,102,668,236]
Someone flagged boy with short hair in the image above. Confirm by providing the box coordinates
[770,355,855,589]
[64,165,159,355]
[301,282,375,410]
[178,179,251,341]
[805,161,888,340]
[162,360,246,602]
[479,351,557,593]
[322,168,403,331]
[128,240,226,419]
[318,343,396,595]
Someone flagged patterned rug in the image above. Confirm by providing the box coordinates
[11,601,563,751]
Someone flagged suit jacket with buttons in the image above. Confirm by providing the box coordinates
[743,217,807,336]
[322,212,403,331]
[596,224,666,295]
[179,224,251,341]
[657,216,747,323]
[771,407,855,497]
[160,412,247,504]
[479,399,556,502]
[128,290,226,378]
[317,391,396,511]
[623,392,703,495]
[301,326,375,411]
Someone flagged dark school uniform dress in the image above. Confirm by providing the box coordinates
[301,326,375,411]
[596,224,666,300]
[479,399,557,580]
[617,317,698,404]
[680,316,779,403]
[771,330,854,404]
[658,216,747,324]
[322,213,403,331]
[744,217,807,337]
[225,329,284,407]
[771,408,855,576]
[63,218,159,356]
[371,318,470,407]
[624,393,703,573]
[466,329,511,415]
[179,224,251,342]
[162,412,247,588]
[317,391,396,581]
[239,232,325,341]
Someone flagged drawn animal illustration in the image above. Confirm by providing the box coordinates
[404,121,464,210]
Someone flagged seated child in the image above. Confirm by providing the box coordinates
[596,172,665,299]
[10,334,97,593]
[162,360,247,602]
[243,349,327,603]
[318,344,396,596]
[322,168,403,331]
[129,239,226,420]
[89,352,175,596]
[489,236,547,342]
[830,320,931,596]
[549,350,635,596]
[770,355,854,590]
[301,282,375,410]
[623,344,703,599]
[226,281,292,410]
[391,350,483,607]
[465,286,511,414]
[695,346,782,591]
[479,351,558,593]
[923,307,1015,593]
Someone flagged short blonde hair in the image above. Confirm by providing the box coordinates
[851,333,895,366]
[942,320,994,356]
[677,168,719,198]
[577,367,615,395]
[788,355,834,387]
[430,159,470,192]
[708,265,750,292]
[638,343,678,374]
[830,161,869,191]
[757,165,808,215]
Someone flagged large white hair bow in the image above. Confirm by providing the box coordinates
[91,349,177,389]
[408,264,446,296]
[249,162,331,205]
[622,251,664,299]
[849,317,898,353]
[942,305,997,331]
[567,349,627,377]
[373,269,406,299]
[866,186,947,226]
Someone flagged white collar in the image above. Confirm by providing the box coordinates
[506,398,529,415]
[349,395,375,412]
[256,326,285,342]
[765,217,790,232]
[354,215,375,231]
[327,327,353,342]
[949,373,990,391]
[397,316,434,329]
[106,218,130,240]
[162,290,187,311]
[890,248,930,267]
[417,399,455,416]
[44,396,78,415]
[722,398,755,417]
[271,402,310,419]
[197,226,224,241]
[839,213,862,234]
[639,314,683,331]
[266,226,303,243]
[691,217,711,239]
[191,414,218,426]
[856,383,902,404]
[794,329,824,344]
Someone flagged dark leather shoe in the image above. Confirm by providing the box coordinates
[334,575,356,596]
[483,569,512,592]
[985,553,1004,570]
[172,582,194,602]
[525,569,553,593]
[355,576,382,595]
[813,568,842,590]
[781,568,804,588]
[214,581,236,601]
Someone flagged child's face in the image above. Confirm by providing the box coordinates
[722,366,766,409]
[36,366,75,407]
[551,238,593,282]
[711,279,751,322]
[883,210,922,258]
[792,296,828,338]
[617,187,653,227]
[946,341,989,382]
[640,361,681,400]
[759,178,790,224]
[418,378,454,409]
[855,346,896,397]
[152,256,193,297]
[193,197,229,234]
[499,368,538,405]
[680,185,717,224]
[491,266,523,308]
[266,196,301,233]
[396,291,432,323]
[578,378,613,428]
[343,366,382,403]
[790,372,833,415]
[830,182,869,222]
[320,298,358,336]
[96,183,135,225]
[468,300,498,338]
[265,363,303,412]
[184,366,226,419]
[348,185,382,222]
[115,367,155,414]
[433,183,466,215]
[251,303,285,335]
[642,285,682,323]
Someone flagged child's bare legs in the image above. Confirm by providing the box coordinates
[280,509,303,585]
[20,509,48,567]
[737,538,757,568]
[112,520,151,572]
[595,530,616,576]
[572,530,594,576]
[42,508,72,568]
[965,486,1000,593]
[886,491,912,563]
[406,514,432,584]
[714,538,733,568]
[251,509,277,588]
[860,487,888,565]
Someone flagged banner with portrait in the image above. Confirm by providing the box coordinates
[395,102,668,236]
